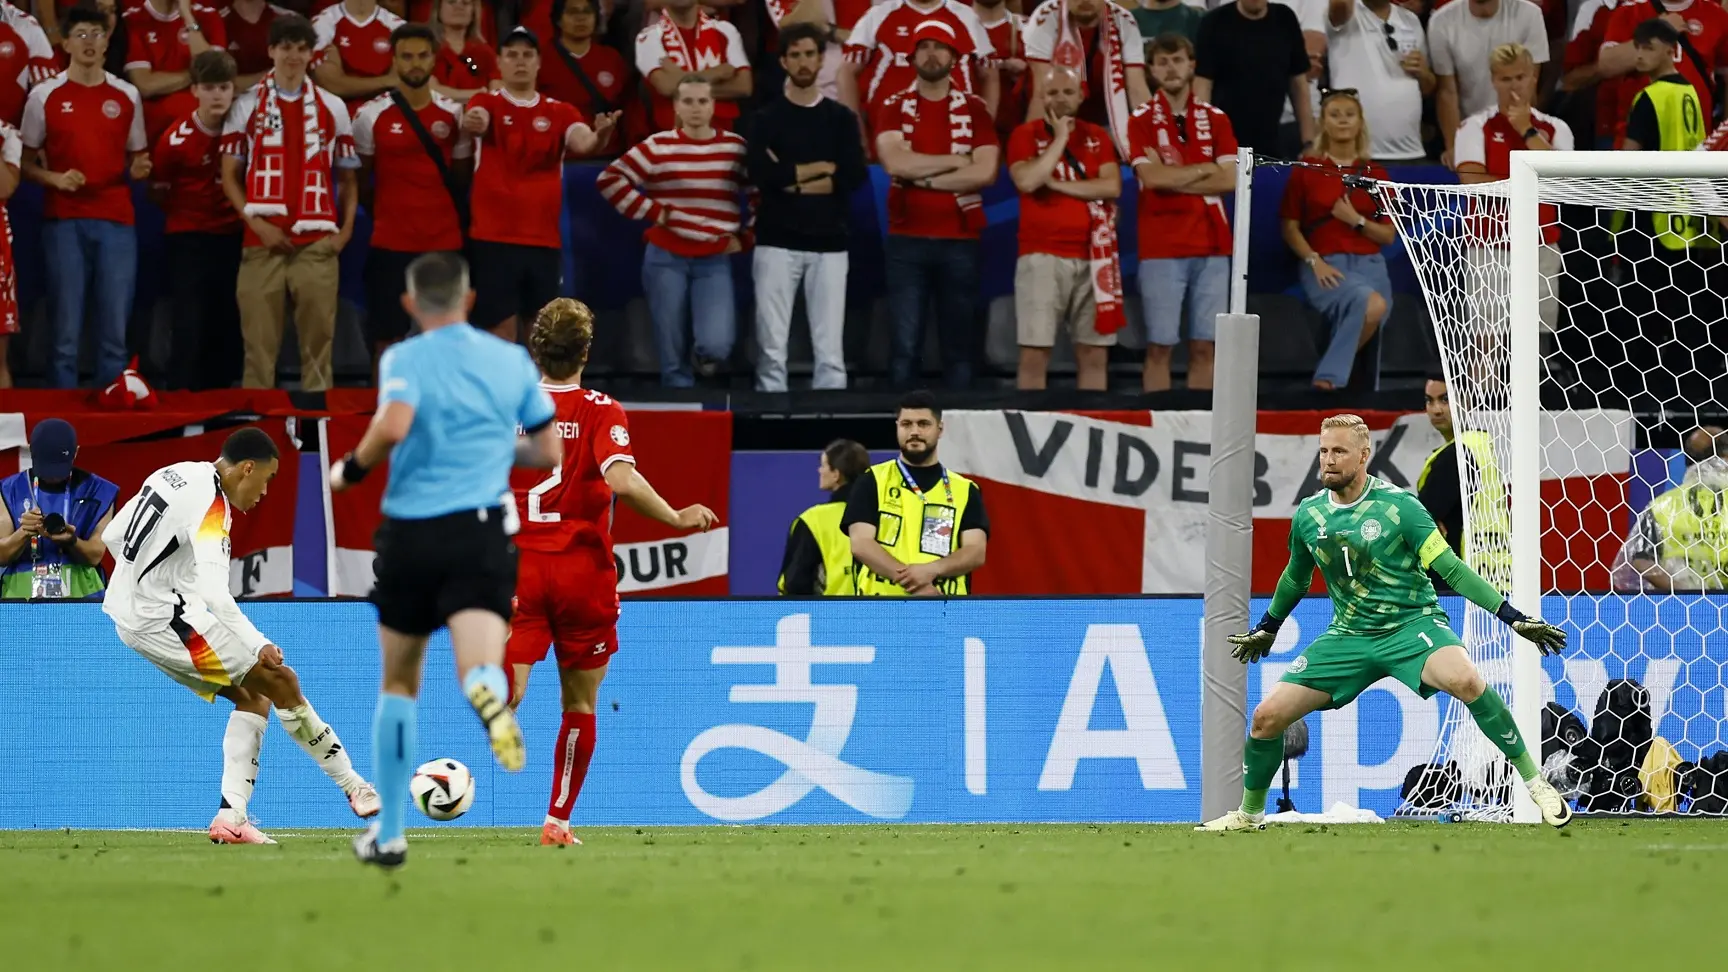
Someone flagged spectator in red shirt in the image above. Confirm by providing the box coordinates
[151,48,243,389]
[843,0,996,136]
[540,0,629,151]
[1279,89,1397,391]
[1006,66,1121,391]
[123,0,227,143]
[220,13,359,390]
[355,23,470,365]
[21,6,150,388]
[310,0,403,111]
[0,2,56,128]
[222,0,285,90]
[874,20,999,388]
[635,0,751,133]
[430,0,496,102]
[1025,0,1152,156]
[0,120,19,387]
[599,73,750,386]
[461,26,613,341]
[1128,32,1235,393]
[1559,0,1627,148]
[971,0,1027,144]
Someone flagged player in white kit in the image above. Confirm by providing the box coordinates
[103,428,380,844]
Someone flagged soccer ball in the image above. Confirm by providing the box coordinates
[410,758,476,821]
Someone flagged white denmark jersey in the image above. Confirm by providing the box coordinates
[102,461,267,651]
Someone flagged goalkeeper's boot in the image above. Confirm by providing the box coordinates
[209,811,276,845]
[540,820,583,847]
[347,781,382,819]
[353,825,407,870]
[1526,776,1573,828]
[1194,809,1266,833]
[466,678,526,772]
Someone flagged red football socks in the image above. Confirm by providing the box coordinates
[547,711,596,824]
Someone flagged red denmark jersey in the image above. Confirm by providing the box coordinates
[510,383,635,574]
[1126,96,1237,260]
[152,111,240,234]
[468,88,585,248]
[1567,0,1630,144]
[634,14,750,133]
[539,40,629,120]
[872,88,997,240]
[1604,0,1728,140]
[845,0,993,118]
[1278,155,1393,257]
[1454,106,1572,244]
[353,92,470,252]
[20,73,148,223]
[1005,117,1114,260]
[222,3,289,77]
[311,2,404,110]
[124,2,229,143]
[980,11,1026,141]
[434,37,499,92]
[0,7,56,128]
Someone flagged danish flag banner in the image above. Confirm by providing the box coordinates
[322,409,732,598]
[939,409,1632,595]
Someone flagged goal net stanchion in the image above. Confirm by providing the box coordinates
[1375,150,1728,822]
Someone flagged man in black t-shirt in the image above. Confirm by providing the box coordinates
[842,391,990,596]
[1193,0,1313,156]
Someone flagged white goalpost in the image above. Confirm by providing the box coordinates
[1377,151,1728,822]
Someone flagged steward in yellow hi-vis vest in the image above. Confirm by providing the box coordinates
[1623,23,1715,250]
[1416,376,1511,584]
[779,440,872,596]
[840,393,990,597]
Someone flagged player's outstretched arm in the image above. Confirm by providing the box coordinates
[1229,531,1317,663]
[602,461,715,532]
[1428,547,1567,655]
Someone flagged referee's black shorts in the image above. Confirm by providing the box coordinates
[371,507,516,637]
[469,239,562,331]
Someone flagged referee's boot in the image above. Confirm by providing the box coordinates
[466,678,526,772]
[353,825,407,870]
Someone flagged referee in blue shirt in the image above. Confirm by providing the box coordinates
[329,252,561,869]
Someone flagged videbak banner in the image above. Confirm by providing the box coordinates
[320,408,733,597]
[940,409,1633,595]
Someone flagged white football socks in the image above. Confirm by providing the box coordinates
[220,710,267,822]
[277,702,366,793]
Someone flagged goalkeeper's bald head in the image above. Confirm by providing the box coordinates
[529,298,595,382]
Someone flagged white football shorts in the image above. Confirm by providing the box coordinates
[116,620,262,702]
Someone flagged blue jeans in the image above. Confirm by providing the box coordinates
[884,235,980,388]
[641,243,736,387]
[1299,251,1392,389]
[41,218,136,389]
[1137,256,1229,346]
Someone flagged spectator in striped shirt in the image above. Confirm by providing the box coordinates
[598,73,751,388]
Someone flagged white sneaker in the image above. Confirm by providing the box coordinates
[1527,776,1573,828]
[1194,809,1267,832]
[348,782,381,819]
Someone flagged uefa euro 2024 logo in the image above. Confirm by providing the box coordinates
[680,614,915,822]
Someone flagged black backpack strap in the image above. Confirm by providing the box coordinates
[387,89,469,234]
[553,41,615,115]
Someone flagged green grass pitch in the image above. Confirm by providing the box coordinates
[5,821,1724,971]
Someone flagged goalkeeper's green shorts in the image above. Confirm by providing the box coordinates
[1279,615,1464,710]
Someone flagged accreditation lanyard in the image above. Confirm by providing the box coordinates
[896,458,954,506]
[27,475,71,563]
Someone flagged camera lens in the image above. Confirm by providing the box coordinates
[43,513,66,535]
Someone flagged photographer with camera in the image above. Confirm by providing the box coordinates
[0,419,119,599]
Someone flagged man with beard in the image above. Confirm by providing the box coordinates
[354,24,472,368]
[843,390,990,597]
[843,0,997,135]
[743,22,866,393]
[873,20,999,389]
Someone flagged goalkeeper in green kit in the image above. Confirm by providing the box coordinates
[1198,414,1573,832]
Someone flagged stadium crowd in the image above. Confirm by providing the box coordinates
[0,0,1719,395]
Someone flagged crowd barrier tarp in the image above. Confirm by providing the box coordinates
[2,594,1718,829]
[940,409,1632,594]
[321,409,733,597]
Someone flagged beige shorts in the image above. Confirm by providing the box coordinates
[1013,253,1117,348]
[117,619,260,702]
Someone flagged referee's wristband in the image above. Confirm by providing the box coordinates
[339,452,370,484]
[1495,600,1528,626]
[1254,612,1285,635]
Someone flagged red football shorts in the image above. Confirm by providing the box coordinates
[506,550,620,671]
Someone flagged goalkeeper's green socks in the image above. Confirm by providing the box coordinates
[1466,688,1541,783]
[1240,735,1285,815]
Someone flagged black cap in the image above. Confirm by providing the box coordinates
[30,418,77,481]
[501,25,539,49]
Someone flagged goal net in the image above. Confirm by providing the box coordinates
[1373,152,1728,822]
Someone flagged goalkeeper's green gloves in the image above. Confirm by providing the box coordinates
[1496,601,1567,655]
[1227,613,1284,664]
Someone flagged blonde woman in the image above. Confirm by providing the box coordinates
[431,0,499,102]
[1278,89,1398,392]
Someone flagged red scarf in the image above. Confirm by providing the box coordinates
[1042,122,1125,335]
[1041,0,1130,156]
[242,73,344,234]
[899,85,984,232]
[658,8,713,69]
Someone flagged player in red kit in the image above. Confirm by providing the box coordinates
[507,298,716,847]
